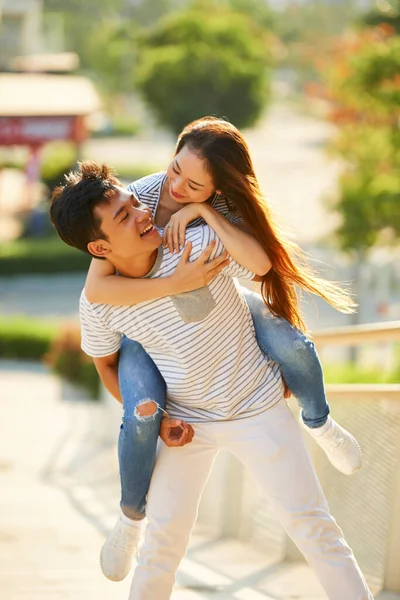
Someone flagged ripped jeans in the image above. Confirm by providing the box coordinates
[117,288,329,520]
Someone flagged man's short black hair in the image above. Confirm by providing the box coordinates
[50,161,120,256]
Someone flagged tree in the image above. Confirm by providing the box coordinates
[362,0,400,34]
[322,28,400,255]
[135,4,272,133]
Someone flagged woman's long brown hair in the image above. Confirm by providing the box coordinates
[176,116,356,332]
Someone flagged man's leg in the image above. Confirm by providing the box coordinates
[219,401,373,600]
[129,424,218,600]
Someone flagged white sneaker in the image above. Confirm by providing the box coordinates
[100,515,144,581]
[301,415,362,475]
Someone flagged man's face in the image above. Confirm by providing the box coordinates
[90,187,161,260]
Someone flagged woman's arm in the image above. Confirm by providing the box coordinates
[163,204,271,276]
[85,241,229,305]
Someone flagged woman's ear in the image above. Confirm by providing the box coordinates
[87,240,110,258]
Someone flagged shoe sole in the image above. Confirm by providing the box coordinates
[99,545,129,582]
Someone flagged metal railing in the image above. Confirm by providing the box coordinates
[197,320,400,594]
[312,320,400,593]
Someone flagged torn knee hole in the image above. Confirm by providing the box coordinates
[135,400,158,417]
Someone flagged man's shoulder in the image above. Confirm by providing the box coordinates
[128,171,166,198]
[79,288,111,318]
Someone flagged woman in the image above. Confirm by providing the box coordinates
[85,117,362,580]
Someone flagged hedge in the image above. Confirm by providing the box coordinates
[0,316,55,360]
[0,236,91,276]
[0,316,100,399]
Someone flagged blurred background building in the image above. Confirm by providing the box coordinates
[0,0,43,67]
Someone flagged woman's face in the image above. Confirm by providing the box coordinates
[166,145,216,204]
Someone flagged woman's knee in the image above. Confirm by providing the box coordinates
[243,291,317,368]
[118,338,167,405]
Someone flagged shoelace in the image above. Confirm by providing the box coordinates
[319,427,348,452]
[110,527,140,553]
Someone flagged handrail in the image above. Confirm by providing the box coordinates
[312,320,400,347]
[325,384,400,400]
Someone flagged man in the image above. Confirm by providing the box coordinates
[50,161,373,600]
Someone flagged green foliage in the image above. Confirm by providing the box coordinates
[0,236,91,275]
[40,141,78,190]
[83,19,139,95]
[136,5,271,133]
[102,115,141,137]
[362,0,400,34]
[219,0,273,29]
[323,358,400,384]
[0,316,100,399]
[47,325,100,399]
[323,30,400,253]
[113,164,164,182]
[0,316,56,360]
[330,127,400,251]
[338,36,400,117]
[275,0,362,43]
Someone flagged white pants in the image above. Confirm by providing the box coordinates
[129,400,373,600]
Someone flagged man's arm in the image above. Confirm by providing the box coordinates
[93,351,121,403]
[92,351,196,445]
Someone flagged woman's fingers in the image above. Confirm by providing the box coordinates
[167,225,174,254]
[173,222,180,253]
[179,226,186,249]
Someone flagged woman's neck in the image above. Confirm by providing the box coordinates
[155,176,183,227]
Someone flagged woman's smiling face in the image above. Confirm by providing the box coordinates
[166,145,216,204]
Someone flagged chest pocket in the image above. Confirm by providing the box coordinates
[170,287,216,323]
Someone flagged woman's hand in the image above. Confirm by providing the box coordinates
[171,241,229,293]
[163,204,204,253]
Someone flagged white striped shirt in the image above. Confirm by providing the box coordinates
[80,173,283,422]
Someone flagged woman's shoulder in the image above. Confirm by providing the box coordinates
[210,193,240,222]
[127,171,166,199]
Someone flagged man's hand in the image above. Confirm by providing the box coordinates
[160,417,194,447]
[171,240,229,294]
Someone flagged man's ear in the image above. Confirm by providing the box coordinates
[87,239,111,258]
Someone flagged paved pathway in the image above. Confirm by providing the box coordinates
[1,361,398,599]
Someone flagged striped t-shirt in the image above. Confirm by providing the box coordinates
[80,224,283,423]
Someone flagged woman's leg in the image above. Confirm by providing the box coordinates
[242,287,328,426]
[222,402,373,600]
[241,287,362,475]
[101,337,167,582]
[118,337,167,520]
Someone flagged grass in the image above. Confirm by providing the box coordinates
[323,361,400,385]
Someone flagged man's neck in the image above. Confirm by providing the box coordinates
[111,247,159,279]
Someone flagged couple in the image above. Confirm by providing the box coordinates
[50,116,372,599]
